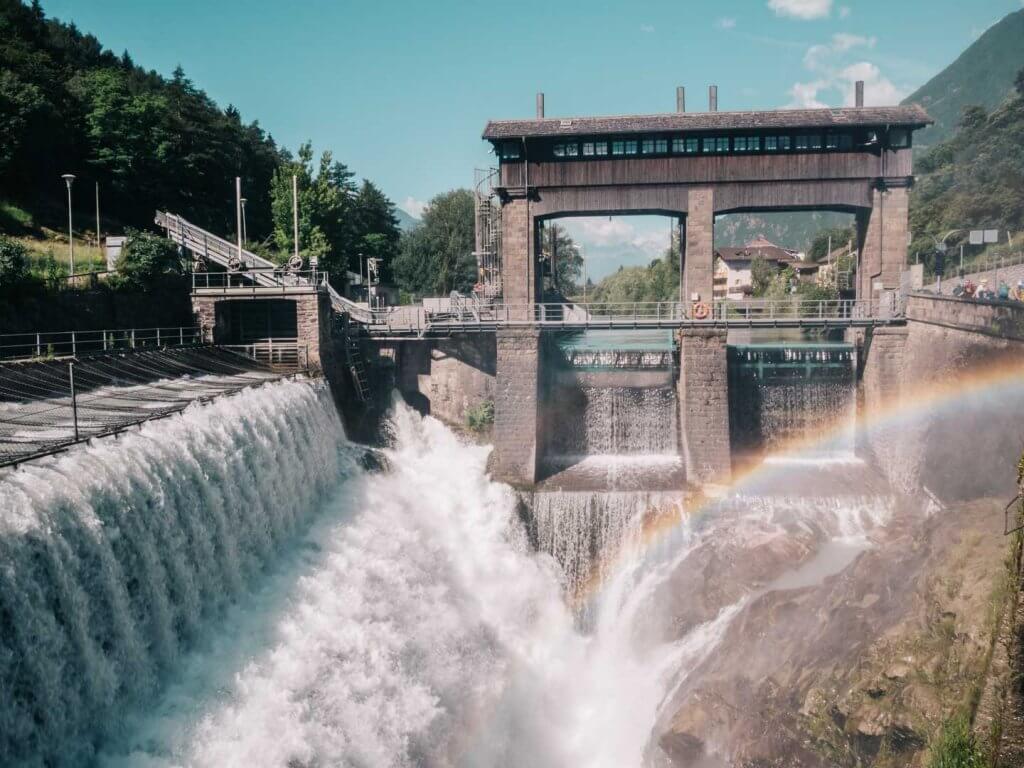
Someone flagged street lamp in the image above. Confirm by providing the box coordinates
[61,174,75,275]
[240,197,248,244]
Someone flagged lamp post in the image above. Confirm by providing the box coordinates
[62,174,75,275]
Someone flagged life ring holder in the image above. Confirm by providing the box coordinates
[692,301,711,320]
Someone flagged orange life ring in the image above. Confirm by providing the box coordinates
[692,301,711,320]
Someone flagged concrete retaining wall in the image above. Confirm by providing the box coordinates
[907,292,1024,341]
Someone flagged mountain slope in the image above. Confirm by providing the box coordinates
[902,9,1024,149]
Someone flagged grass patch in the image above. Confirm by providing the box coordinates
[0,200,36,234]
[927,716,990,767]
[17,233,106,279]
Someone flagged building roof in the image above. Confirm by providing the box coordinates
[482,105,932,140]
[716,235,800,265]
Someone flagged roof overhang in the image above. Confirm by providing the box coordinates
[483,105,933,141]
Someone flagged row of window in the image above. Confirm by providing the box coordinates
[497,129,909,161]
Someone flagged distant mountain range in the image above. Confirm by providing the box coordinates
[902,9,1024,150]
[395,207,421,232]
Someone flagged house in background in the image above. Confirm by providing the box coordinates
[713,235,805,300]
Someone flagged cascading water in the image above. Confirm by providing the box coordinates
[3,378,902,767]
[0,379,354,767]
[728,342,857,456]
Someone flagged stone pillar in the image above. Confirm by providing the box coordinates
[500,197,535,319]
[856,185,909,300]
[859,325,910,488]
[677,329,731,487]
[684,187,714,306]
[492,327,542,487]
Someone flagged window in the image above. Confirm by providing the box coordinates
[642,139,655,154]
[716,137,729,152]
[889,129,910,148]
[583,142,595,156]
[825,133,852,150]
[795,135,809,150]
[734,137,747,152]
[808,134,822,149]
[498,141,520,160]
[553,143,566,157]
[672,137,699,154]
[765,136,777,151]
[747,136,760,151]
[553,142,579,157]
[655,138,667,153]
[594,141,608,156]
[612,140,625,155]
[625,140,638,155]
[702,137,716,153]
[777,136,791,150]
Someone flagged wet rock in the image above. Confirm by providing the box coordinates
[359,448,390,473]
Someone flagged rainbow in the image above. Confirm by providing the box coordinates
[570,355,1024,608]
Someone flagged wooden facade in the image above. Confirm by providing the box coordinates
[482,105,931,307]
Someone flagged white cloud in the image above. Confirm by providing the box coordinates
[767,0,832,20]
[401,196,426,218]
[640,23,655,33]
[715,17,737,30]
[786,32,906,108]
[838,5,851,18]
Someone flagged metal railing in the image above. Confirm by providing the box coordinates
[191,268,327,294]
[348,297,903,335]
[947,250,1024,279]
[0,326,203,361]
[219,340,310,372]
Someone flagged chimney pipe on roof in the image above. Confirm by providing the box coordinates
[709,85,718,112]
[536,92,545,119]
[676,86,686,113]
[855,80,864,108]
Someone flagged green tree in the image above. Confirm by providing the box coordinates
[353,180,400,282]
[589,244,680,304]
[393,189,476,295]
[541,222,583,295]
[808,227,855,262]
[750,255,775,297]
[116,228,184,288]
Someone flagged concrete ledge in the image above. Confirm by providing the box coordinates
[907,293,1024,342]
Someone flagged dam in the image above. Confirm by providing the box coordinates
[4,87,1024,768]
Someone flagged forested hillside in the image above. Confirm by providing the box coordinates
[908,74,1024,268]
[902,9,1024,151]
[0,0,400,282]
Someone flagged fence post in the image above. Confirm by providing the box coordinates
[130,329,135,349]
[180,327,184,345]
[269,337,274,364]
[69,361,79,442]
[71,331,76,357]
[156,328,161,346]
[36,333,41,357]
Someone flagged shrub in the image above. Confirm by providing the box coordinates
[117,228,184,288]
[0,235,29,287]
[466,399,494,433]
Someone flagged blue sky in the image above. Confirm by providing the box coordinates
[40,0,1024,277]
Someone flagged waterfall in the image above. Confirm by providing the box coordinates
[729,343,857,456]
[547,386,679,457]
[0,379,352,767]
[5,388,901,767]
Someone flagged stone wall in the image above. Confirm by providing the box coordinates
[906,292,1024,341]
[859,309,1024,496]
[677,328,731,486]
[491,327,542,487]
[684,187,714,304]
[390,335,496,427]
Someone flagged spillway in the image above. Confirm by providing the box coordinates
[2,377,901,767]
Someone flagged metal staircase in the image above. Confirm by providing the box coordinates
[342,325,371,402]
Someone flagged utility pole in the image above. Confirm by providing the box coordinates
[95,182,101,254]
[69,361,79,442]
[235,177,243,264]
[240,197,248,244]
[292,174,300,262]
[62,174,75,275]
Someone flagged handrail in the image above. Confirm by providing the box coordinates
[219,340,310,372]
[0,326,203,361]
[191,269,327,295]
